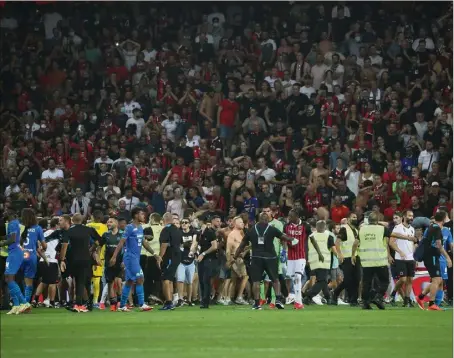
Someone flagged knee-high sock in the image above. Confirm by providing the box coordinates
[270,286,276,304]
[435,290,444,306]
[136,284,145,306]
[100,283,109,304]
[92,277,101,303]
[294,273,302,304]
[25,285,34,303]
[120,285,132,307]
[8,281,26,306]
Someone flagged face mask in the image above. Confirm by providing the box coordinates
[350,219,358,226]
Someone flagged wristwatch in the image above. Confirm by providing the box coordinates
[201,252,206,257]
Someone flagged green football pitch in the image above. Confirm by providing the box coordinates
[1,306,452,358]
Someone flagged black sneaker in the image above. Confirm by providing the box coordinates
[200,304,209,309]
[372,296,386,310]
[187,301,195,307]
[175,299,185,307]
[251,304,262,310]
[275,299,285,309]
[362,303,373,310]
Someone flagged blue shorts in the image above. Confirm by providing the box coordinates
[440,260,448,280]
[4,249,24,276]
[21,252,38,279]
[123,255,143,282]
[219,125,234,139]
[176,262,196,284]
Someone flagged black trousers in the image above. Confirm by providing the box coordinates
[72,260,92,305]
[362,266,389,303]
[334,256,362,303]
[198,258,215,306]
[140,255,162,301]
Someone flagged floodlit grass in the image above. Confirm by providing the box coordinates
[1,305,452,358]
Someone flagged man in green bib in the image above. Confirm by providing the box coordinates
[352,212,392,310]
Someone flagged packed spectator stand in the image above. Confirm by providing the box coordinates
[0,1,452,308]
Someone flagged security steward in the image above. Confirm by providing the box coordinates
[306,220,338,305]
[234,212,295,310]
[333,212,361,306]
[352,212,391,310]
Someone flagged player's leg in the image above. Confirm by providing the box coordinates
[249,257,265,309]
[5,251,26,314]
[435,260,448,306]
[175,263,185,306]
[264,258,284,309]
[293,259,305,307]
[361,267,374,309]
[185,262,196,304]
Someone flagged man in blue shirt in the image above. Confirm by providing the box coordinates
[0,210,28,314]
[242,188,259,224]
[110,207,160,312]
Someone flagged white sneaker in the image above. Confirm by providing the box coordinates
[18,303,32,314]
[139,304,153,312]
[235,297,249,305]
[286,294,295,305]
[7,306,20,315]
[337,298,349,306]
[118,306,131,312]
[217,298,225,305]
[222,299,231,306]
[311,295,324,305]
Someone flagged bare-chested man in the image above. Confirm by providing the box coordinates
[216,221,233,305]
[199,90,216,126]
[226,217,249,305]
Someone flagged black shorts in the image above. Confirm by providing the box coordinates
[39,262,59,284]
[249,257,278,283]
[0,256,6,281]
[161,257,180,281]
[312,268,329,282]
[394,260,416,278]
[105,264,122,283]
[424,256,441,278]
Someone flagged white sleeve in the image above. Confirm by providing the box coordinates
[392,225,404,236]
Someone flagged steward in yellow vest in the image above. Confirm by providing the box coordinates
[306,220,338,305]
[332,213,362,306]
[352,212,391,310]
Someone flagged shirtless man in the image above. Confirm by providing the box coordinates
[309,159,329,186]
[226,217,249,305]
[216,221,233,305]
[199,90,216,126]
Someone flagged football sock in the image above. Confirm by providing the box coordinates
[435,290,444,306]
[120,285,132,307]
[429,300,435,307]
[100,284,108,304]
[8,281,20,306]
[92,277,101,304]
[270,287,276,304]
[25,285,34,303]
[294,273,302,304]
[136,284,145,306]
[259,282,265,300]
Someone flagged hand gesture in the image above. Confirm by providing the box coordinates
[60,261,66,273]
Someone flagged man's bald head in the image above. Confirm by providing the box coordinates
[163,212,174,225]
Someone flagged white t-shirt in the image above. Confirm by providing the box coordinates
[123,101,141,119]
[119,196,140,211]
[166,199,185,219]
[42,229,59,263]
[41,168,64,180]
[126,117,146,137]
[43,12,63,40]
[161,119,181,142]
[392,223,415,261]
[418,150,439,172]
[142,49,157,63]
[300,85,316,98]
[185,135,201,148]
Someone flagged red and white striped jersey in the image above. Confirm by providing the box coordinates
[285,220,307,260]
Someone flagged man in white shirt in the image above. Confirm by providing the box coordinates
[368,45,383,67]
[390,210,417,307]
[418,140,439,173]
[4,176,20,197]
[41,158,64,188]
[345,161,360,196]
[123,91,141,119]
[119,187,140,211]
[412,28,435,51]
[300,76,316,98]
[126,108,146,138]
[254,157,276,191]
[264,68,280,89]
[142,40,157,63]
[310,54,329,90]
[413,112,427,140]
[185,128,200,148]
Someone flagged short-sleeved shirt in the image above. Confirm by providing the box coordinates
[198,228,217,260]
[23,224,45,255]
[392,223,416,261]
[243,223,284,259]
[159,224,183,260]
[6,219,21,252]
[62,224,102,262]
[122,223,144,259]
[422,224,443,258]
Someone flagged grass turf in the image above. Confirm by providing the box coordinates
[1,306,452,358]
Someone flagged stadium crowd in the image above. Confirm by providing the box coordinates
[0,1,453,313]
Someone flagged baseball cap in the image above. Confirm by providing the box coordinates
[431,182,440,187]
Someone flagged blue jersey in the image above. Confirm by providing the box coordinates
[7,219,21,253]
[401,157,416,177]
[23,225,45,255]
[440,227,453,263]
[122,224,144,259]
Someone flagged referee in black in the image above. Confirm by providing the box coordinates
[159,213,183,310]
[234,212,295,310]
[59,213,102,313]
[196,216,220,309]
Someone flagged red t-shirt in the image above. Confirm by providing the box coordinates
[331,205,350,223]
[219,99,239,128]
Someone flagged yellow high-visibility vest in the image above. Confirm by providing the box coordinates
[87,222,108,276]
[308,231,331,270]
[340,224,357,258]
[141,224,163,256]
[358,225,388,268]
